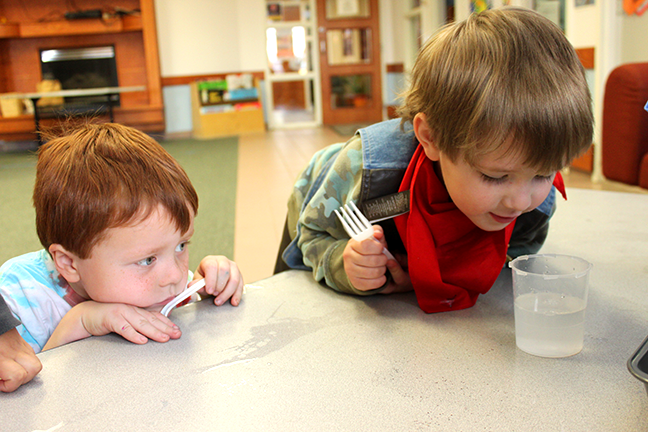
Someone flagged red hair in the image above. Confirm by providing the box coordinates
[34,123,199,259]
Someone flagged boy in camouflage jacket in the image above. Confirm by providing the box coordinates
[276,8,593,313]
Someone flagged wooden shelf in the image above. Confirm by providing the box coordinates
[201,98,260,107]
[0,23,20,38]
[191,82,265,139]
[0,16,142,39]
[0,104,165,141]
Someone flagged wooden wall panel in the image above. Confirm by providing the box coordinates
[1,0,140,22]
[0,40,8,93]
[575,47,595,70]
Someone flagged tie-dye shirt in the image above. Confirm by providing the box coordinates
[0,249,85,353]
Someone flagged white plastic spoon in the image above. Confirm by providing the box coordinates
[160,279,206,317]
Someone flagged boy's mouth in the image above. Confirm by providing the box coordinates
[148,296,177,311]
[489,213,518,224]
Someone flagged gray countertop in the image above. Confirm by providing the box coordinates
[2,188,648,431]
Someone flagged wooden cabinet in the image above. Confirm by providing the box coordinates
[0,0,164,141]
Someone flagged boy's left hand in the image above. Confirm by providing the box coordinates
[193,256,244,306]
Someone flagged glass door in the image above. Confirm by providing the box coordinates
[317,0,383,125]
[404,0,423,73]
[265,0,322,129]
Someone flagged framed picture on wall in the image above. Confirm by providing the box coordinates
[268,3,282,20]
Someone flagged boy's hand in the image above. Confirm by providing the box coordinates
[383,253,413,294]
[0,328,42,392]
[343,225,412,293]
[82,302,182,344]
[44,301,181,351]
[194,255,244,306]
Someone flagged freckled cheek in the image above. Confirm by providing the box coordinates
[143,275,162,295]
[180,257,190,278]
[119,273,158,306]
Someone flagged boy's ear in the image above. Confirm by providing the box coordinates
[48,244,81,283]
[413,113,441,162]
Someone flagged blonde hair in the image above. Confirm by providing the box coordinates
[398,7,593,172]
[34,123,198,259]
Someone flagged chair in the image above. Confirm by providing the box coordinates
[602,62,648,189]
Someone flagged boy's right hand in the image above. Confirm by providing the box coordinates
[82,302,182,345]
[44,301,181,351]
[342,225,412,293]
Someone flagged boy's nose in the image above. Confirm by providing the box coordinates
[162,259,186,289]
[502,185,533,212]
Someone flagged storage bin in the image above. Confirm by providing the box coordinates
[0,94,23,117]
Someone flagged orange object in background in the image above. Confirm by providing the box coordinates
[623,0,648,15]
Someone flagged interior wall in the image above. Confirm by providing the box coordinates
[565,2,607,180]
[154,0,266,76]
[155,0,645,137]
[621,13,648,63]
[155,0,266,134]
[234,0,268,71]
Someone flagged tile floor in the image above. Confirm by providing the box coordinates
[233,126,648,284]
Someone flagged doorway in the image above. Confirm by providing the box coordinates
[264,0,322,129]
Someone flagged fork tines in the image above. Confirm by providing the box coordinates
[335,201,370,239]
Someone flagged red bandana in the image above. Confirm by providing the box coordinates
[394,145,565,313]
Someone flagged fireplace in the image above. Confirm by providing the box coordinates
[40,46,120,106]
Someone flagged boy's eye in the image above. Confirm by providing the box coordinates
[176,241,189,253]
[481,173,507,184]
[534,174,555,182]
[137,256,156,266]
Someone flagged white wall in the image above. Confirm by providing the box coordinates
[154,0,266,76]
[622,13,648,63]
[234,0,268,71]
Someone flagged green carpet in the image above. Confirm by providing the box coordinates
[162,137,238,269]
[0,136,238,271]
[0,151,42,264]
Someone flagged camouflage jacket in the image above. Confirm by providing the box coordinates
[282,119,557,295]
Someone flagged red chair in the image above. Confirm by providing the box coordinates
[602,62,648,189]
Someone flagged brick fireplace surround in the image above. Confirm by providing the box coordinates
[0,0,164,141]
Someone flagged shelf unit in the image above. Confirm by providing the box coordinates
[190,79,265,140]
[0,0,164,141]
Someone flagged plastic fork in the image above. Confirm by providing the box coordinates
[334,201,396,261]
[160,278,206,317]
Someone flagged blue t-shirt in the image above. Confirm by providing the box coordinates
[0,250,79,353]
